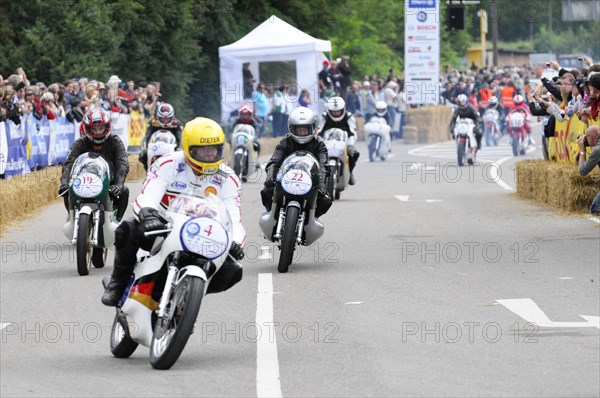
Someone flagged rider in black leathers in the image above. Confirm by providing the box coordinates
[260,107,332,218]
[317,96,360,185]
[449,94,482,149]
[58,108,130,221]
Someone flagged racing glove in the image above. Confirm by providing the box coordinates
[229,242,245,261]
[109,184,122,198]
[138,207,166,232]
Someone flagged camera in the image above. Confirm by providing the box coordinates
[578,57,584,61]
[583,136,590,147]
[545,62,551,67]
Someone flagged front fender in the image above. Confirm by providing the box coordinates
[175,265,208,285]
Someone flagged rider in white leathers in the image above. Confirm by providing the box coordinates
[101,117,246,306]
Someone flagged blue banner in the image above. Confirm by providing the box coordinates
[3,120,31,179]
[53,116,76,165]
[27,116,50,170]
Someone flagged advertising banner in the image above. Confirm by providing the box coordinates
[404,0,440,104]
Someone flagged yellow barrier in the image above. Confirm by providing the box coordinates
[548,115,599,163]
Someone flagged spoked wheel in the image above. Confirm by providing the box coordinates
[110,311,138,358]
[150,277,205,370]
[92,247,107,268]
[277,206,299,273]
[76,213,93,276]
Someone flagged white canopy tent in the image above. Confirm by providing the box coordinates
[218,15,331,124]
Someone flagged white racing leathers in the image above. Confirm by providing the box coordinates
[134,151,246,246]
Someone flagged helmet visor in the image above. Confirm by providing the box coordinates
[330,109,343,118]
[88,124,108,138]
[292,125,312,137]
[189,144,224,163]
[158,116,172,125]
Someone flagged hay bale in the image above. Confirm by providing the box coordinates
[516,159,599,213]
[403,126,419,144]
[405,106,453,144]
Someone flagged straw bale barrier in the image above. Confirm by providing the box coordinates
[0,138,282,234]
[516,160,600,213]
[404,105,454,144]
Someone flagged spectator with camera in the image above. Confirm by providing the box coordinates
[577,125,600,215]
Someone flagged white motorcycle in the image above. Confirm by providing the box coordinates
[104,194,236,369]
[482,108,501,147]
[322,128,349,200]
[229,124,258,182]
[364,117,391,162]
[62,153,119,275]
[146,130,178,169]
[507,112,528,156]
[453,117,477,166]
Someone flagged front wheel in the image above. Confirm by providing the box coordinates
[150,277,205,370]
[327,167,335,201]
[457,140,466,166]
[278,206,299,273]
[76,213,92,276]
[511,134,519,156]
[233,152,243,179]
[368,135,377,162]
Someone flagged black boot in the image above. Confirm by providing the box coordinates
[101,277,130,306]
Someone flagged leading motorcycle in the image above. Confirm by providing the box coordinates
[258,151,325,273]
[104,194,236,369]
[62,152,119,276]
[482,108,501,147]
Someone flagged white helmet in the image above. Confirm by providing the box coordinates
[456,94,468,108]
[147,130,177,168]
[489,96,498,106]
[287,107,316,144]
[326,96,346,122]
[375,101,387,117]
[514,94,524,105]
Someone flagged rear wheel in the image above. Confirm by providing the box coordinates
[368,135,377,162]
[457,140,465,166]
[277,206,299,273]
[110,312,138,358]
[76,213,92,276]
[150,277,205,370]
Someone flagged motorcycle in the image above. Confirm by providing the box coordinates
[482,108,501,146]
[62,152,119,276]
[258,151,325,273]
[104,194,236,370]
[453,117,477,166]
[146,129,178,169]
[364,117,391,162]
[507,112,527,156]
[322,128,349,201]
[229,124,258,183]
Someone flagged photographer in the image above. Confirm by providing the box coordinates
[577,125,600,215]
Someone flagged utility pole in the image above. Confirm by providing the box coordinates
[491,0,498,66]
[548,1,553,33]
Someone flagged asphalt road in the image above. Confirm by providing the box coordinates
[1,129,599,397]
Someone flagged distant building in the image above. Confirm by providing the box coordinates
[467,47,533,68]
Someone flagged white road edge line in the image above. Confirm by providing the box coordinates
[256,273,282,398]
[486,155,515,191]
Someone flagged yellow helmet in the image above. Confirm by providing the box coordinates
[181,117,225,175]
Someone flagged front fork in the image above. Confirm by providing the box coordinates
[157,254,181,320]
